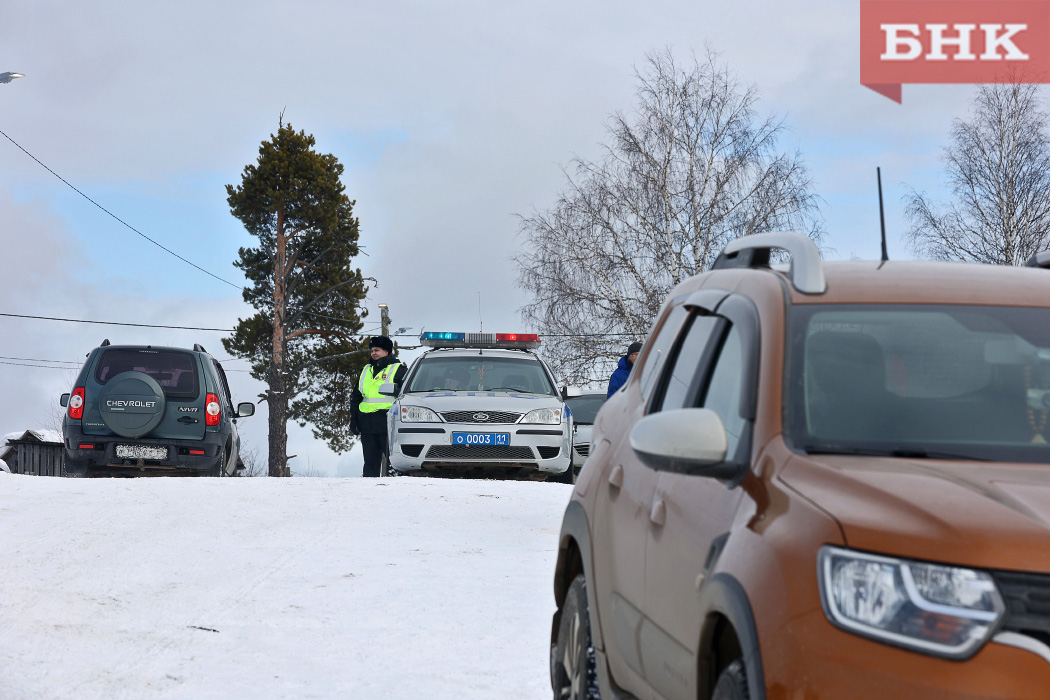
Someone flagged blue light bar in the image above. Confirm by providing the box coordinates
[421,332,465,341]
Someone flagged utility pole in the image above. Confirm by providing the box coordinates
[378,304,390,337]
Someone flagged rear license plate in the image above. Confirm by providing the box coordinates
[115,444,167,460]
[451,432,509,446]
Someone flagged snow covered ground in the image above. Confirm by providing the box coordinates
[0,474,571,699]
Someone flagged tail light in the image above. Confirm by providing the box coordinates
[69,387,85,420]
[205,393,221,426]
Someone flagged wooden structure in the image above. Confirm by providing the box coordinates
[1,430,65,477]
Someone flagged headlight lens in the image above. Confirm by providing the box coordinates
[520,407,563,424]
[818,546,1004,658]
[400,405,441,423]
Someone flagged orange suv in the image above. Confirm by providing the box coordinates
[550,232,1050,700]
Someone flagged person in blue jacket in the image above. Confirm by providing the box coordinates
[607,342,643,398]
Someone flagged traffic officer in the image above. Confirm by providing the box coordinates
[350,336,407,477]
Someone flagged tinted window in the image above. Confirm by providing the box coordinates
[564,394,606,424]
[638,306,689,399]
[786,304,1050,463]
[654,314,720,412]
[95,349,199,399]
[212,360,234,407]
[701,326,746,458]
[406,355,556,395]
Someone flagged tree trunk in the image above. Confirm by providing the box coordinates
[270,204,289,477]
[267,369,289,477]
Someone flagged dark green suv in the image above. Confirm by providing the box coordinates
[59,340,255,477]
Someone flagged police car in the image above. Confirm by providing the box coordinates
[385,332,573,481]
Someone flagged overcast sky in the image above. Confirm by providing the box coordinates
[1,1,986,475]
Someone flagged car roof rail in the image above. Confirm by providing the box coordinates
[1026,250,1050,269]
[193,343,208,353]
[100,338,110,347]
[711,231,826,294]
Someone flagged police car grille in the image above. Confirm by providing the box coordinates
[440,411,522,424]
[425,445,535,460]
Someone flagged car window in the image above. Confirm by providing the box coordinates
[212,360,234,407]
[638,305,689,399]
[406,355,556,394]
[564,394,606,424]
[95,349,199,399]
[701,326,747,459]
[652,313,720,412]
[786,304,1050,463]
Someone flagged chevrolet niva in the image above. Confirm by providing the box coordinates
[60,340,255,477]
[551,232,1050,699]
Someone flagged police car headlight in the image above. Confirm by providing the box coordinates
[520,407,563,425]
[400,405,441,423]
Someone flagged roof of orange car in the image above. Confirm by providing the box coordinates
[787,260,1050,306]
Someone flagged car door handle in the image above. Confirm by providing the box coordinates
[177,416,198,424]
[609,464,624,489]
[649,498,666,527]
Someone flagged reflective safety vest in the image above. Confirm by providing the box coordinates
[358,362,403,413]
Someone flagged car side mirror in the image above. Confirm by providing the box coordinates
[237,402,256,418]
[379,382,397,396]
[630,408,739,480]
[60,393,70,407]
[560,385,568,400]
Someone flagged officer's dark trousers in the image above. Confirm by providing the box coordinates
[360,431,387,477]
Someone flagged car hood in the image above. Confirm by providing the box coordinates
[398,391,562,413]
[780,453,1050,572]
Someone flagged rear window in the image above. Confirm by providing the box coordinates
[95,349,199,399]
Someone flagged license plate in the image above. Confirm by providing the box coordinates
[115,444,167,460]
[451,432,509,446]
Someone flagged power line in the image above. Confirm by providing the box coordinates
[0,312,233,332]
[0,127,243,291]
[0,355,80,365]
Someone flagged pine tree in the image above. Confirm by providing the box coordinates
[224,121,370,477]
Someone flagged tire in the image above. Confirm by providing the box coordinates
[712,659,750,700]
[552,574,601,700]
[62,457,88,478]
[210,447,229,477]
[551,467,575,485]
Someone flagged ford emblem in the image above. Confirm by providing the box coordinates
[473,413,489,421]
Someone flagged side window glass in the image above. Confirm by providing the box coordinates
[638,306,689,399]
[654,314,720,412]
[212,360,234,407]
[701,326,746,457]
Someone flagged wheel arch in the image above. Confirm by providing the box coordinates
[697,573,767,700]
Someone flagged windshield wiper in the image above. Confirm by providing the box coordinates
[801,445,988,461]
[488,387,536,393]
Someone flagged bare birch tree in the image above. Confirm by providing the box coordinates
[905,82,1050,266]
[515,49,821,385]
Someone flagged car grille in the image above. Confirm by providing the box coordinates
[440,411,522,424]
[537,446,561,459]
[993,570,1050,644]
[425,445,535,460]
[400,444,424,458]
[574,444,590,457]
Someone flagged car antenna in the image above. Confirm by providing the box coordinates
[878,167,889,264]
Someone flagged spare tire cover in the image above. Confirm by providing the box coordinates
[98,371,166,438]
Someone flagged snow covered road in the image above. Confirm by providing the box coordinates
[0,474,571,699]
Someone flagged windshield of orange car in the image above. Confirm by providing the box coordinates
[784,304,1050,463]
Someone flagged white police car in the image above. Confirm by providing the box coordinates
[385,332,573,481]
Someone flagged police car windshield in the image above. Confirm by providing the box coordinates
[407,355,556,395]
